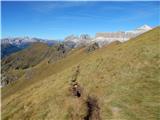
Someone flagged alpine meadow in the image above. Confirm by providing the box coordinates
[1,1,160,120]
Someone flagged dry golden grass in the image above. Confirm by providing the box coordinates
[2,27,160,120]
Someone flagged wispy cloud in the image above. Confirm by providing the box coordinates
[30,1,95,13]
[30,1,159,24]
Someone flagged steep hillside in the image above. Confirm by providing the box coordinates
[1,42,71,86]
[1,43,22,58]
[2,27,160,120]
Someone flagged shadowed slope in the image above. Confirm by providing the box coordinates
[1,42,71,86]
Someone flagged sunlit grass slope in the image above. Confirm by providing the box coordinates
[2,27,160,120]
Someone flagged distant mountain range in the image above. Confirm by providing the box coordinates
[1,37,59,58]
[1,37,58,45]
[64,25,152,47]
[1,25,152,58]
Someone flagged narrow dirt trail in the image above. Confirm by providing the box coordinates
[69,66,101,120]
[84,96,101,120]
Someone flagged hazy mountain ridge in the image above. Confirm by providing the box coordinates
[1,43,22,58]
[1,37,59,58]
[1,37,58,45]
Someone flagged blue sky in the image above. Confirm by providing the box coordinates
[1,1,159,39]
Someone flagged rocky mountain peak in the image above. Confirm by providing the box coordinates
[136,25,152,31]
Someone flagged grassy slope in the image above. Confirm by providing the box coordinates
[1,42,70,87]
[2,27,160,120]
[2,42,49,69]
[2,47,88,99]
[1,43,50,87]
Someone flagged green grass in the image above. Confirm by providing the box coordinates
[2,27,160,120]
